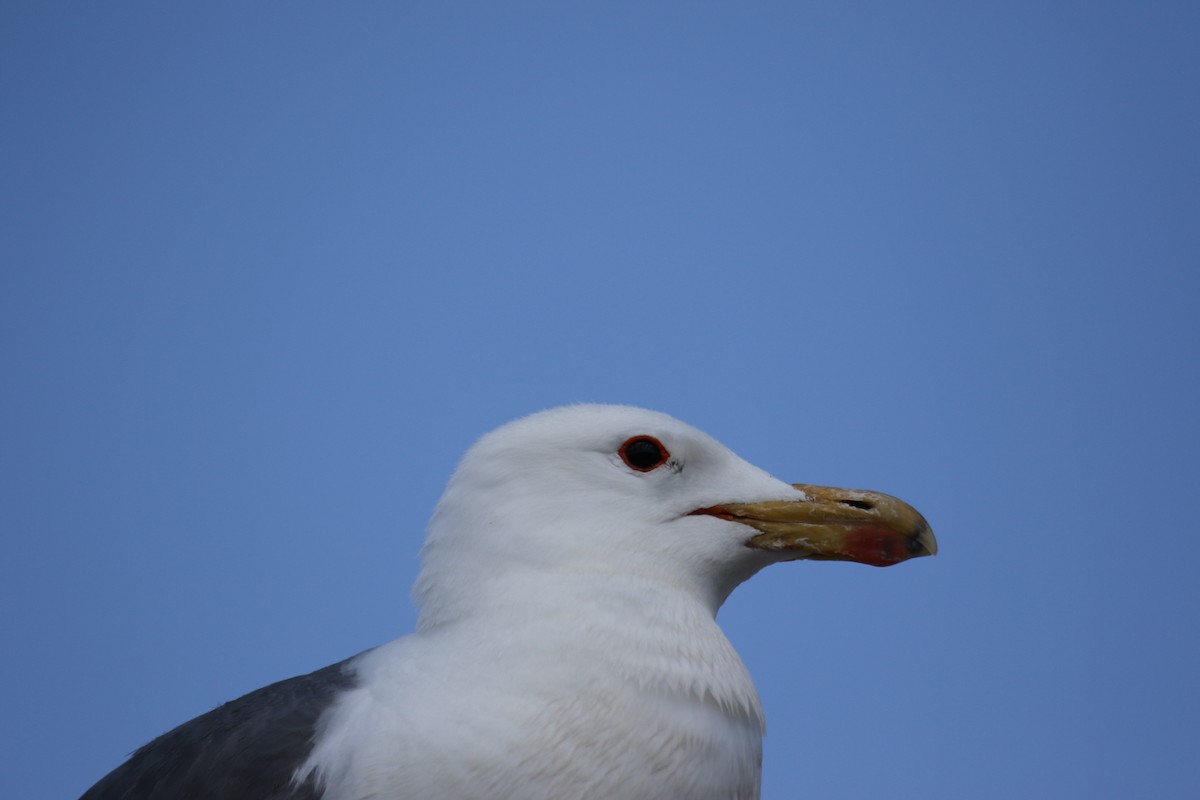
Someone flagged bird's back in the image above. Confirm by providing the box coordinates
[80,658,358,800]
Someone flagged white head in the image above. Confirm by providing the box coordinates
[412,404,934,630]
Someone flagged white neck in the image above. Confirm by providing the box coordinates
[305,573,767,800]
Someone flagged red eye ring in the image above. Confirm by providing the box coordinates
[619,435,670,472]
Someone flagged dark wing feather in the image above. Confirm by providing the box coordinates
[80,658,358,800]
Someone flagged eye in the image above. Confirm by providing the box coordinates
[619,435,670,472]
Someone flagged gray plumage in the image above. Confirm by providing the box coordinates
[80,658,358,799]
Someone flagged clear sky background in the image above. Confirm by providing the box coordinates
[3,3,1198,798]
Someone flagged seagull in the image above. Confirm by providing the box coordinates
[81,404,936,800]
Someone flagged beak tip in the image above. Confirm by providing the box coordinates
[910,525,938,559]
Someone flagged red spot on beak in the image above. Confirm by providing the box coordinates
[841,527,915,567]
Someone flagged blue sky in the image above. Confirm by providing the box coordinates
[3,3,1197,797]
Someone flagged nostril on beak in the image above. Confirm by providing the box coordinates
[840,499,874,511]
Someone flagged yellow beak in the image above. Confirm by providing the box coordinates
[692,484,936,567]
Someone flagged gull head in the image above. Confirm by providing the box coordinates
[413,404,934,627]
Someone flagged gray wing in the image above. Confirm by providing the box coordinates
[80,658,359,800]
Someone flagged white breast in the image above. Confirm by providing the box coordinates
[299,582,767,800]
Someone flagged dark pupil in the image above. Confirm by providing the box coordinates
[625,439,663,469]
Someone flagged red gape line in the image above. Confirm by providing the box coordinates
[686,506,736,521]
